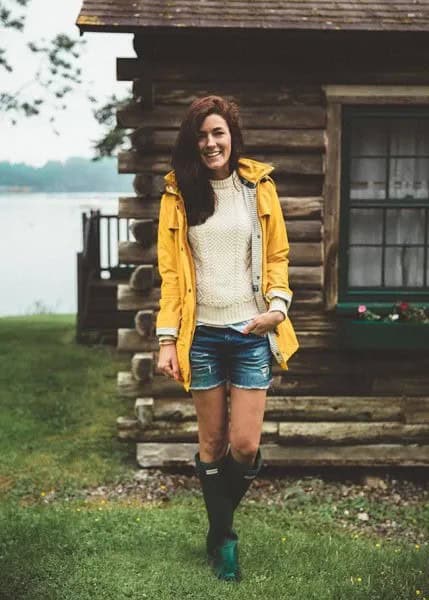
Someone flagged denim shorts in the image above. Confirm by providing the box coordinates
[189,324,273,391]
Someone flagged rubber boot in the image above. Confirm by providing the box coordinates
[194,452,234,557]
[211,534,241,582]
[223,447,263,511]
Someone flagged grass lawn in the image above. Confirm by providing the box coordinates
[0,314,428,599]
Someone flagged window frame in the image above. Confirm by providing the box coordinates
[322,86,429,313]
[339,105,429,304]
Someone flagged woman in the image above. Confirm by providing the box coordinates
[156,96,299,582]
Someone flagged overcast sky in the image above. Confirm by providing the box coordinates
[0,0,133,166]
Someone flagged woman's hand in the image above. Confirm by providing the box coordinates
[158,343,183,382]
[242,311,285,336]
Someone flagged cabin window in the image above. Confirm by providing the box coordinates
[339,107,429,302]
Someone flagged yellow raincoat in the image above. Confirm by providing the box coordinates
[156,157,299,391]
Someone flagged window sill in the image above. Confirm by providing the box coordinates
[339,320,429,350]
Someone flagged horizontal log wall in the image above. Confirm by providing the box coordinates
[118,393,429,467]
[120,420,429,446]
[134,442,429,468]
[117,357,429,397]
[114,44,429,466]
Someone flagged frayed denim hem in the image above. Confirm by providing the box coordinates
[230,376,274,390]
[230,383,271,390]
[189,378,227,391]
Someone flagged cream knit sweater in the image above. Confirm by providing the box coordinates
[188,171,259,324]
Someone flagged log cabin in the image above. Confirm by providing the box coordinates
[76,1,429,468]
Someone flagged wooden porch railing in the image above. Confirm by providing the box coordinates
[76,210,134,343]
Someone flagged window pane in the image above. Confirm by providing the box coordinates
[348,247,382,286]
[385,247,425,287]
[349,209,383,244]
[386,208,425,244]
[350,118,388,156]
[390,118,429,156]
[350,158,386,200]
[389,158,429,200]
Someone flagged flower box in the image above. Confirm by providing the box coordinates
[339,320,429,350]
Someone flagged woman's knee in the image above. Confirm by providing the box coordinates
[199,435,229,463]
[229,436,259,463]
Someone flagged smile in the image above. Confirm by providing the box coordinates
[204,151,222,157]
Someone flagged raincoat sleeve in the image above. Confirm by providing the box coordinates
[155,193,182,338]
[264,177,293,312]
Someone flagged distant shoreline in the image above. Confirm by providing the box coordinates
[0,186,33,193]
[0,156,134,193]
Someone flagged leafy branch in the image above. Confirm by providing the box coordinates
[91,93,132,159]
[0,0,86,128]
[1,0,129,156]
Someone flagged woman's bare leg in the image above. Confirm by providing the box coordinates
[229,386,267,464]
[191,383,229,462]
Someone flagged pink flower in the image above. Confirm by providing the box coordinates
[399,301,409,312]
[357,305,367,314]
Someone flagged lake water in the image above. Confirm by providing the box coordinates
[0,192,122,316]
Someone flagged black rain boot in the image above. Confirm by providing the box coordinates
[194,452,234,557]
[224,447,263,512]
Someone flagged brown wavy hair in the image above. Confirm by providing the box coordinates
[172,95,244,226]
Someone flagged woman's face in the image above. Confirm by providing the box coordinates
[197,113,232,180]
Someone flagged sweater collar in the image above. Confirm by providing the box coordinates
[209,170,238,189]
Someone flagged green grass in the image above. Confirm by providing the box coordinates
[0,315,134,500]
[0,496,427,600]
[0,315,428,599]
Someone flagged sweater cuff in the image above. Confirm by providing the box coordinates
[268,297,288,320]
[158,334,177,345]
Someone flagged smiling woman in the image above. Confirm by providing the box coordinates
[154,95,299,582]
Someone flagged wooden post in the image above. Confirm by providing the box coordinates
[135,397,154,427]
